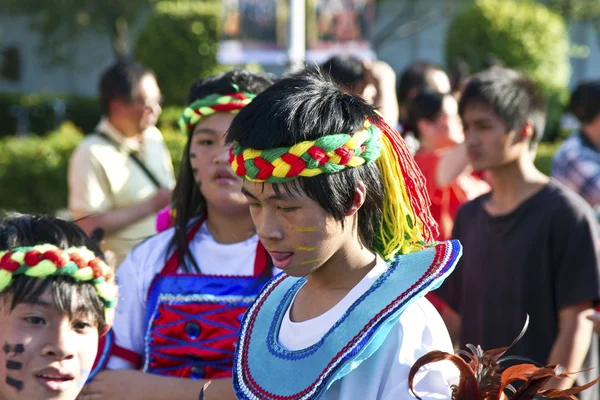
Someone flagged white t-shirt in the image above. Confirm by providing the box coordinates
[107,222,260,370]
[278,256,457,400]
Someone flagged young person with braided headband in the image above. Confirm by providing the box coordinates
[0,213,117,400]
[79,70,275,400]
[228,70,459,399]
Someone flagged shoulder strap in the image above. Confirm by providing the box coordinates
[97,132,163,189]
[161,219,205,275]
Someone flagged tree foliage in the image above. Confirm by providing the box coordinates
[3,0,156,66]
[134,1,220,105]
[542,0,600,22]
[446,0,570,141]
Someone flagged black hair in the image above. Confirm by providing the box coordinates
[396,61,448,108]
[568,80,600,125]
[226,69,384,249]
[99,60,155,115]
[407,89,449,138]
[321,55,365,88]
[0,214,107,333]
[483,54,505,70]
[449,59,470,94]
[172,69,274,273]
[458,68,547,148]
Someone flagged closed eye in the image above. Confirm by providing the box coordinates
[278,207,299,212]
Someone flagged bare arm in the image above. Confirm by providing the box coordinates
[544,301,594,390]
[435,142,470,188]
[363,60,399,126]
[80,370,236,400]
[74,189,171,235]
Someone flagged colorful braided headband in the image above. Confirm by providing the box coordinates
[0,245,118,325]
[229,121,383,183]
[178,91,256,136]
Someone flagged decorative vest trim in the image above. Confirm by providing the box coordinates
[234,240,461,400]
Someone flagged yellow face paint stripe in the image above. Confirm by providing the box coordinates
[296,246,318,251]
[295,226,318,232]
[300,259,319,265]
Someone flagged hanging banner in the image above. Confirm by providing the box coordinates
[306,0,376,63]
[217,0,376,65]
[218,0,287,64]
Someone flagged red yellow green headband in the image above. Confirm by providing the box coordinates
[229,117,438,259]
[178,92,256,136]
[0,245,118,325]
[229,121,382,183]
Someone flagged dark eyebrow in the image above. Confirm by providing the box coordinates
[241,187,258,200]
[470,117,494,124]
[241,187,297,201]
[19,300,53,308]
[193,128,219,136]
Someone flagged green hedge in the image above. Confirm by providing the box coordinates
[135,1,220,105]
[0,122,186,215]
[0,92,101,137]
[446,0,570,142]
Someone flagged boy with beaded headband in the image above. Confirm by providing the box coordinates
[0,213,117,400]
[228,70,459,399]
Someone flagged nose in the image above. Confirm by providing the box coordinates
[464,126,479,147]
[215,142,232,165]
[41,320,76,361]
[254,208,284,243]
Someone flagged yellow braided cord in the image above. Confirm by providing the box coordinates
[375,134,426,259]
[0,244,117,325]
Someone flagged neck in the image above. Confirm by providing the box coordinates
[417,136,436,153]
[107,116,141,138]
[306,237,377,292]
[204,205,256,244]
[485,152,548,215]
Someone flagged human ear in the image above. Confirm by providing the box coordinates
[346,181,367,217]
[109,99,125,116]
[519,121,534,141]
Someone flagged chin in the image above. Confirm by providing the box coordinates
[281,267,310,278]
[212,198,249,214]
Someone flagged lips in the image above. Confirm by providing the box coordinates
[467,149,482,160]
[213,168,238,184]
[35,368,74,393]
[269,251,294,269]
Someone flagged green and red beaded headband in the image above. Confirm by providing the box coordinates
[178,91,256,136]
[0,245,118,325]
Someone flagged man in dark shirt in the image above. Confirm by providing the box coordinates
[437,67,600,399]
